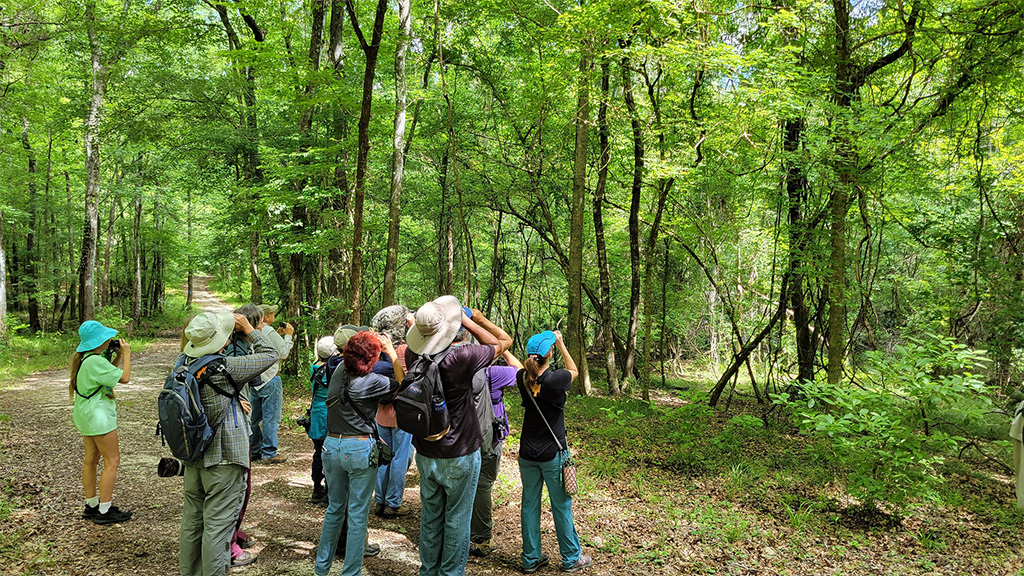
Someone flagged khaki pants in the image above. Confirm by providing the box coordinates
[179,463,246,576]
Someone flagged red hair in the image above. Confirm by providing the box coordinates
[344,331,382,376]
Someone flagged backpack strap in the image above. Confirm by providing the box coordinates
[187,354,237,399]
[385,347,452,403]
[74,353,107,400]
[311,363,328,394]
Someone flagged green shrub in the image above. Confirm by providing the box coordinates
[773,334,991,514]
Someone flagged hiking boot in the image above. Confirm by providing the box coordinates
[92,505,133,525]
[363,543,381,558]
[523,553,549,574]
[469,539,492,557]
[561,555,593,573]
[310,485,327,505]
[262,454,288,464]
[231,550,255,568]
[382,505,410,518]
[82,504,99,520]
[374,502,386,517]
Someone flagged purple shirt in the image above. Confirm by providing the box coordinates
[485,365,518,440]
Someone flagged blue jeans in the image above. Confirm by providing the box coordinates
[416,450,481,576]
[519,451,581,570]
[249,376,282,459]
[374,425,414,508]
[315,436,376,576]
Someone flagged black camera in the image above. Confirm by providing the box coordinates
[108,339,122,352]
[158,457,185,477]
[296,414,311,432]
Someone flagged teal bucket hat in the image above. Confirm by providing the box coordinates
[77,320,118,353]
[526,331,557,357]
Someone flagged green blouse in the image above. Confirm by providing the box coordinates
[72,354,124,436]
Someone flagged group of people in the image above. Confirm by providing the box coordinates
[69,294,593,576]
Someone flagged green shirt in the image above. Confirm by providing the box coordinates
[72,354,124,436]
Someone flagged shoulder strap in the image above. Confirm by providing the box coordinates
[521,371,565,452]
[341,374,384,442]
[75,353,107,400]
[386,346,451,403]
[190,354,237,399]
[311,363,328,393]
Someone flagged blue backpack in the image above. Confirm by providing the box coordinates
[157,354,234,464]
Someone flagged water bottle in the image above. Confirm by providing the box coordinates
[432,395,447,413]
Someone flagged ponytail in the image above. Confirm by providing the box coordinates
[68,351,84,402]
[523,353,547,396]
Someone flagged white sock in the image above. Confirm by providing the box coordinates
[86,497,99,508]
[99,501,111,514]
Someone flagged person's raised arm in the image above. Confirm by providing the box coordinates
[502,349,524,370]
[116,339,132,383]
[553,331,578,382]
[378,333,404,383]
[226,314,280,384]
[464,309,512,359]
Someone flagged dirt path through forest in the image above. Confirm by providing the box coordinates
[0,280,573,576]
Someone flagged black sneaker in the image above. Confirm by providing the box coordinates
[82,505,99,520]
[92,505,133,525]
[310,485,327,505]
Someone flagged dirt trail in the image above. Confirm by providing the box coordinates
[0,282,555,576]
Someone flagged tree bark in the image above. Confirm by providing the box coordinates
[593,58,620,395]
[21,117,40,331]
[80,0,106,323]
[327,0,352,301]
[0,205,6,339]
[131,194,142,325]
[382,0,412,307]
[621,49,643,384]
[568,54,592,395]
[346,0,389,324]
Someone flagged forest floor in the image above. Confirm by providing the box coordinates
[2,281,1024,575]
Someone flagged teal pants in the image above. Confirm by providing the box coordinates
[519,452,581,571]
[179,463,246,576]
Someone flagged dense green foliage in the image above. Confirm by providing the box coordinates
[4,0,1024,512]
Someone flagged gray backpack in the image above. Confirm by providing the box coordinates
[472,367,500,457]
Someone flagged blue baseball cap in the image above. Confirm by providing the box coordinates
[526,331,557,357]
[77,320,118,353]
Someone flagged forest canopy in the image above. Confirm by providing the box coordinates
[3,0,1024,409]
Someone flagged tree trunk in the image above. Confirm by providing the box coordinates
[21,117,40,331]
[346,0,389,324]
[249,228,262,303]
[186,187,194,308]
[437,150,454,295]
[568,54,592,395]
[100,188,118,309]
[784,117,816,386]
[328,0,352,302]
[827,0,854,386]
[131,194,142,326]
[594,58,619,395]
[0,205,7,339]
[80,0,106,323]
[621,49,643,383]
[382,0,411,307]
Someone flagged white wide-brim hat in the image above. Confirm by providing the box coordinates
[407,295,463,355]
[184,310,235,358]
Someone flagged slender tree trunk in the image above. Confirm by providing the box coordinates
[593,58,619,395]
[80,0,106,323]
[828,0,854,386]
[0,205,6,339]
[382,0,411,306]
[621,49,643,383]
[568,54,592,395]
[784,117,816,385]
[347,0,389,324]
[328,0,352,301]
[249,228,262,303]
[21,118,40,331]
[438,150,455,295]
[131,194,142,325]
[186,187,194,308]
[100,189,117,309]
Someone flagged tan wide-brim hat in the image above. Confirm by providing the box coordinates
[407,295,463,355]
[259,304,279,316]
[184,310,235,358]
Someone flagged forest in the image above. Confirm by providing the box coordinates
[4,0,1024,574]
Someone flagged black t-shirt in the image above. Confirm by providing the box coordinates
[406,343,495,459]
[517,368,572,462]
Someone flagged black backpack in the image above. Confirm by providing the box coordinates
[393,348,452,441]
[157,354,235,464]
